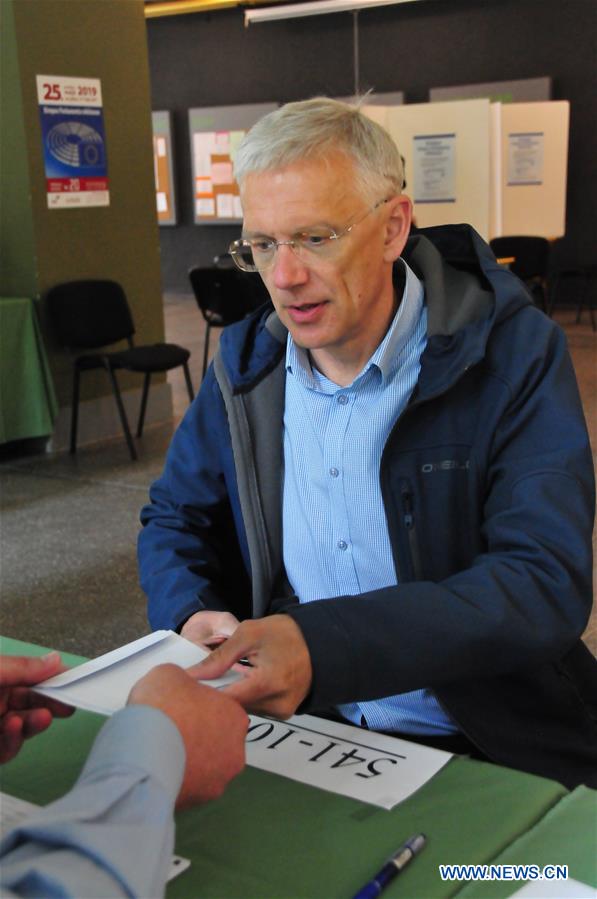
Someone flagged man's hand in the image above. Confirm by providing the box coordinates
[0,653,74,764]
[128,663,248,808]
[181,610,240,649]
[189,615,313,719]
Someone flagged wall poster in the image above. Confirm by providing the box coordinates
[36,75,109,209]
[188,103,277,225]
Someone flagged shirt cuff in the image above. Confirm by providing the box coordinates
[79,704,185,800]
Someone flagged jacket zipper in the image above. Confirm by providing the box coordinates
[400,480,423,581]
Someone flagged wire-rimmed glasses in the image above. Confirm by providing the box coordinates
[228,197,391,273]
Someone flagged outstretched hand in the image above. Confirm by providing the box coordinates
[181,610,241,650]
[188,615,313,719]
[0,653,74,764]
[128,663,248,808]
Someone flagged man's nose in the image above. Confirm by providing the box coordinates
[272,244,309,290]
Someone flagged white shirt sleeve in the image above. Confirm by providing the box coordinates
[0,704,185,898]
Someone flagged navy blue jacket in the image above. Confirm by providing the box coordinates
[139,225,597,787]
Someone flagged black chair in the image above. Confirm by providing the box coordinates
[490,236,551,313]
[548,264,597,331]
[46,279,194,460]
[188,266,269,378]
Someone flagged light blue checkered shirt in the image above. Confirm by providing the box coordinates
[283,259,458,735]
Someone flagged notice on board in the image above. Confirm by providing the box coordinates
[507,132,545,185]
[192,129,246,222]
[413,133,456,204]
[36,74,109,209]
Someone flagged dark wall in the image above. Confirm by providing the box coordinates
[146,0,596,294]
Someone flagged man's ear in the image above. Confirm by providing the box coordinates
[383,194,412,263]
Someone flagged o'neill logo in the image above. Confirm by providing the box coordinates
[421,460,470,473]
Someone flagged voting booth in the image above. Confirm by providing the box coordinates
[364,99,569,242]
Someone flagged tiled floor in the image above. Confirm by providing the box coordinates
[1,295,595,658]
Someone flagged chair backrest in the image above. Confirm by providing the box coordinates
[489,236,550,281]
[188,267,268,327]
[46,279,135,350]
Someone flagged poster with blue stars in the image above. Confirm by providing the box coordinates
[36,75,109,208]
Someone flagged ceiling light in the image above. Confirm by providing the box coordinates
[245,0,426,26]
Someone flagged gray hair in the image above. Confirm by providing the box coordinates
[234,97,404,203]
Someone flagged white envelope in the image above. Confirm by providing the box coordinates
[35,630,239,716]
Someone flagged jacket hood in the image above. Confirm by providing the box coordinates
[218,223,533,394]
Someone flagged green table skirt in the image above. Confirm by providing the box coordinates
[0,297,58,443]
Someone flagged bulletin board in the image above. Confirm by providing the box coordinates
[188,103,277,225]
[366,99,492,241]
[152,111,176,225]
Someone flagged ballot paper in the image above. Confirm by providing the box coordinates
[0,792,190,881]
[245,712,453,810]
[35,630,239,715]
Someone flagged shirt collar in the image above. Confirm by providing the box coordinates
[286,258,425,389]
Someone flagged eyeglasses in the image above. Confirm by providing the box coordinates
[228,197,391,273]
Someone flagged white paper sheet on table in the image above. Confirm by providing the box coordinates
[35,630,239,716]
[245,712,453,810]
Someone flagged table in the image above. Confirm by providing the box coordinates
[0,297,58,444]
[1,636,595,898]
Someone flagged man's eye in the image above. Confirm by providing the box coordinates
[299,232,333,249]
[251,239,274,253]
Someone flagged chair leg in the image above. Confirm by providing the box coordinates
[575,273,589,325]
[202,324,211,380]
[546,273,559,318]
[70,366,81,454]
[183,361,195,402]
[106,364,137,460]
[538,281,548,314]
[137,372,151,438]
[530,278,548,313]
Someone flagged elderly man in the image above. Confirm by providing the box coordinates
[139,98,596,788]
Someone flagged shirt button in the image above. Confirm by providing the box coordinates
[329,467,339,478]
[337,394,349,405]
[337,539,348,551]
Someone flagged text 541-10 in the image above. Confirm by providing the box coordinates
[246,718,405,779]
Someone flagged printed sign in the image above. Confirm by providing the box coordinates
[507,132,545,186]
[245,713,452,809]
[413,133,456,204]
[36,75,109,208]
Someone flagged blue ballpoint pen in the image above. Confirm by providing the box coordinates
[352,833,427,899]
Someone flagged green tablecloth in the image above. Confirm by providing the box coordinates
[1,635,595,899]
[0,297,58,443]
[456,787,597,898]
